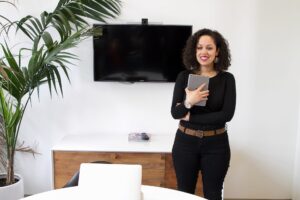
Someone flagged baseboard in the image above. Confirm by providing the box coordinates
[224,199,291,200]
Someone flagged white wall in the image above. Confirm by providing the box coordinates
[1,0,300,199]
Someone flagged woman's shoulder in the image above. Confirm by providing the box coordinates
[176,70,191,80]
[175,70,192,85]
[178,69,192,77]
[219,71,235,80]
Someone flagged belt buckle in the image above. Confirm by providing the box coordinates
[195,130,204,138]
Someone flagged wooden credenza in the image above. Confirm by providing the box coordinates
[52,134,203,196]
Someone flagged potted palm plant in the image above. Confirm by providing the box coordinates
[0,0,121,199]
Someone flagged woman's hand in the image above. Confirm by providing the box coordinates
[185,83,209,106]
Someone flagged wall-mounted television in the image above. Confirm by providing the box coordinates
[93,24,192,82]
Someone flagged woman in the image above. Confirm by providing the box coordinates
[171,28,236,200]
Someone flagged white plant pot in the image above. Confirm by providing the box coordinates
[0,174,24,200]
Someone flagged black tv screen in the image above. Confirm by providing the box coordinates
[93,24,192,82]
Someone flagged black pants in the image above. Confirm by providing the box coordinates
[172,129,230,200]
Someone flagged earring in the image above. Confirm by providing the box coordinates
[214,56,219,63]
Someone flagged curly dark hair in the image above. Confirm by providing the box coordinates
[182,28,231,72]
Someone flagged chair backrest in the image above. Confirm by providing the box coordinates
[78,163,142,200]
[63,161,110,188]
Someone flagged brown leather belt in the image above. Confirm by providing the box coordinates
[178,124,226,138]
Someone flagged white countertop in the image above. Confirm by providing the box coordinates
[52,134,176,153]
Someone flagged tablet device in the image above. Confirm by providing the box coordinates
[187,74,210,106]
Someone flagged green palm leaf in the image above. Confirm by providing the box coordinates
[0,1,16,34]
[14,0,121,42]
[0,0,121,185]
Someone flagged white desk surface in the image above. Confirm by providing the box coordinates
[21,185,206,200]
[52,134,175,153]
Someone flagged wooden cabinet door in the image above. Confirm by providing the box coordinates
[53,151,164,188]
[53,151,203,197]
[53,151,114,188]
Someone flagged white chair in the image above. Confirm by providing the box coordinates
[78,163,142,200]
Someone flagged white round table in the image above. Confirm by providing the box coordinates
[21,185,206,200]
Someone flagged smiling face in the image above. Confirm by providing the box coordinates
[196,35,219,69]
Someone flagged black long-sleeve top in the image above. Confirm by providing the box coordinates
[171,70,236,130]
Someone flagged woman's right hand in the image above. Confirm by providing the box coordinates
[185,83,209,106]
